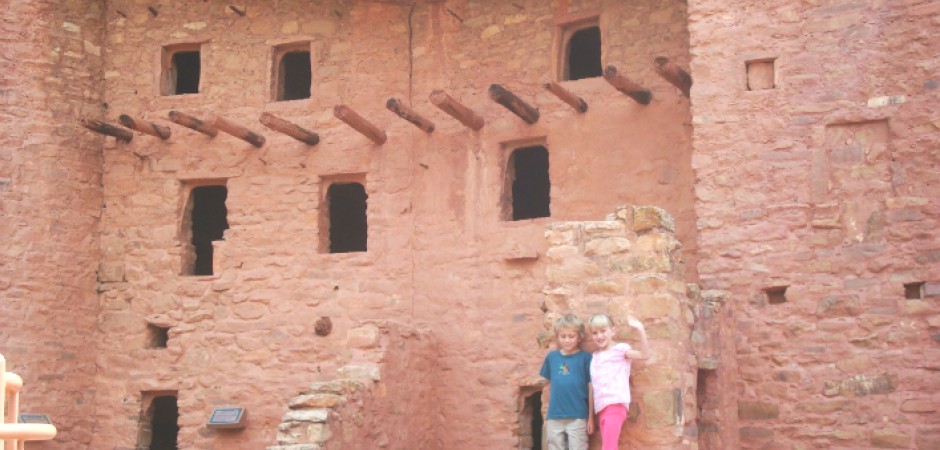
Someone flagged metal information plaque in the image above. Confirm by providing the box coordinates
[207,407,246,429]
[19,414,52,424]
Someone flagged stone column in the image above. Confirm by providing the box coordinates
[541,206,698,448]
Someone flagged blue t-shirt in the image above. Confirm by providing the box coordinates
[539,349,592,419]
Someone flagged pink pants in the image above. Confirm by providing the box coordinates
[597,404,628,450]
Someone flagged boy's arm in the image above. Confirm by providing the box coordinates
[623,317,651,361]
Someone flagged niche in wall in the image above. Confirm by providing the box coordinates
[320,175,368,254]
[162,43,202,95]
[272,42,312,101]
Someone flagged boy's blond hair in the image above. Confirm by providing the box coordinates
[553,313,585,336]
[588,313,615,331]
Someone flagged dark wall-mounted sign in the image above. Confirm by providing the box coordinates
[19,413,52,424]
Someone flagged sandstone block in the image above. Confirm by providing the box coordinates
[903,300,932,316]
[634,232,681,254]
[739,426,773,439]
[900,398,936,413]
[835,354,871,373]
[816,295,862,317]
[924,282,940,297]
[871,428,910,448]
[307,379,366,395]
[643,390,678,427]
[546,260,600,283]
[796,399,854,413]
[584,237,632,256]
[337,364,380,381]
[97,261,125,282]
[633,206,676,233]
[916,427,940,449]
[824,373,896,397]
[267,445,321,450]
[631,275,669,294]
[283,409,329,423]
[582,221,625,237]
[233,302,269,320]
[585,280,623,295]
[738,401,780,420]
[305,423,331,443]
[632,294,679,320]
[346,326,380,349]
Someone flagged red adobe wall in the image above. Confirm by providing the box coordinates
[86,1,695,448]
[0,2,104,447]
[687,0,940,448]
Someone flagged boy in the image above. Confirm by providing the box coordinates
[539,314,594,450]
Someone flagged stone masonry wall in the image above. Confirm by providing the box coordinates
[687,0,940,448]
[271,320,437,450]
[541,206,698,449]
[83,1,695,448]
[0,1,104,447]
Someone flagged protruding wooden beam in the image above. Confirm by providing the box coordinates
[488,84,540,124]
[386,98,435,133]
[654,57,692,97]
[429,90,484,130]
[603,65,652,105]
[168,111,218,137]
[543,81,588,113]
[118,114,171,140]
[207,114,266,148]
[259,112,319,145]
[80,118,133,142]
[333,105,387,145]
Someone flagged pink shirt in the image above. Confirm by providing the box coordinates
[590,343,633,413]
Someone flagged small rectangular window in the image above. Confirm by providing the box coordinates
[746,58,776,91]
[321,178,368,254]
[147,324,169,349]
[764,286,788,304]
[181,182,229,276]
[557,17,601,81]
[505,146,551,221]
[904,282,924,299]
[273,43,312,101]
[162,44,201,95]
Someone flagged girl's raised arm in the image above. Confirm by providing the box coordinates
[623,316,651,361]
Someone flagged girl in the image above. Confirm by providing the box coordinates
[588,314,651,450]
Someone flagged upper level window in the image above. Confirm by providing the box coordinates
[273,43,312,101]
[181,183,229,276]
[505,145,551,221]
[561,23,602,81]
[321,177,368,254]
[162,44,201,95]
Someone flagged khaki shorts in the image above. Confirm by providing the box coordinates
[545,418,588,450]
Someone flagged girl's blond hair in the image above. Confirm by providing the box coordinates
[588,313,615,331]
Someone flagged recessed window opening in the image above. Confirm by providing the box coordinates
[147,324,169,349]
[278,51,312,101]
[141,395,179,450]
[519,391,544,450]
[904,282,925,299]
[524,392,544,450]
[327,183,368,253]
[185,185,229,276]
[746,58,776,91]
[764,286,788,304]
[508,146,551,221]
[163,46,202,95]
[564,26,602,81]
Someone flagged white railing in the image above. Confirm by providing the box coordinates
[0,354,56,450]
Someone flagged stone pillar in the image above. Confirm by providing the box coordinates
[0,2,105,447]
[541,206,697,448]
